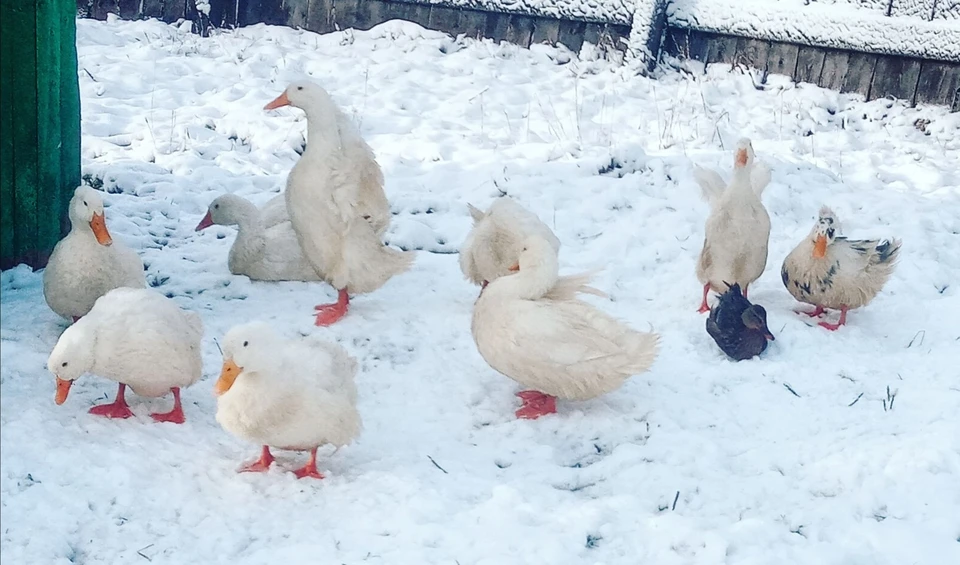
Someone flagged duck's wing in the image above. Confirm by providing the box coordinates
[693,165,726,207]
[750,161,772,197]
[543,270,607,300]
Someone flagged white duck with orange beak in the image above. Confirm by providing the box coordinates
[694,139,772,313]
[43,186,145,322]
[263,81,413,326]
[47,287,204,423]
[214,321,360,479]
[781,206,901,330]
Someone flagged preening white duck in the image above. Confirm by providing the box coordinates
[781,206,901,331]
[471,236,660,419]
[47,287,204,423]
[43,186,145,322]
[195,193,322,282]
[264,81,413,326]
[215,321,360,479]
[459,198,561,291]
[695,138,772,313]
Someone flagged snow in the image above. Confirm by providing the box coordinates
[2,15,960,565]
[668,0,960,61]
[391,0,636,25]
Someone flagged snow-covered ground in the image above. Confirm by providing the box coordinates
[2,16,960,565]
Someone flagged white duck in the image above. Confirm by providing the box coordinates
[472,236,660,419]
[460,198,561,291]
[258,193,289,229]
[47,287,204,423]
[694,138,772,313]
[215,321,360,479]
[781,206,901,330]
[43,186,145,322]
[264,81,413,326]
[195,194,322,282]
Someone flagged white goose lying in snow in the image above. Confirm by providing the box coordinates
[781,206,901,331]
[195,194,322,282]
[472,236,660,419]
[694,138,771,313]
[460,198,561,291]
[47,288,204,423]
[215,321,361,479]
[264,81,413,326]
[43,186,145,322]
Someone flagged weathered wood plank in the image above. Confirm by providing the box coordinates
[734,36,768,69]
[242,0,285,26]
[531,18,561,46]
[60,0,82,239]
[284,0,310,29]
[117,0,140,19]
[869,55,922,103]
[306,0,335,33]
[704,33,738,65]
[141,0,165,20]
[457,9,489,41]
[687,29,711,63]
[766,42,800,78]
[0,2,16,265]
[427,5,461,35]
[389,0,432,29]
[353,0,390,30]
[36,0,64,256]
[818,49,849,90]
[504,14,535,48]
[556,18,586,53]
[332,0,360,30]
[795,45,825,84]
[915,61,960,108]
[162,0,187,21]
[841,52,878,98]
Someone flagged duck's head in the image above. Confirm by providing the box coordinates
[733,138,756,170]
[70,186,112,246]
[215,321,281,396]
[811,206,840,259]
[508,235,559,274]
[264,81,332,114]
[47,322,95,405]
[195,194,250,231]
[741,305,775,341]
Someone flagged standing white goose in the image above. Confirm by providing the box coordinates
[47,287,204,423]
[43,186,145,322]
[459,198,561,291]
[195,193,322,282]
[215,321,360,479]
[694,138,772,312]
[781,206,901,330]
[264,81,413,326]
[472,236,660,419]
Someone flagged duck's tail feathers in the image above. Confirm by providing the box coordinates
[334,222,415,294]
[545,269,607,300]
[467,203,486,223]
[622,330,661,376]
[692,165,725,206]
[874,238,902,265]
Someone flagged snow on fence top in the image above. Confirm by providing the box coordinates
[668,0,960,62]
[388,0,636,25]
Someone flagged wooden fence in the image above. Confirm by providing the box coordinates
[78,1,959,110]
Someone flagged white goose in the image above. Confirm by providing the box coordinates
[195,194,321,282]
[264,81,413,326]
[215,321,361,479]
[459,198,561,291]
[472,236,660,419]
[47,287,204,423]
[694,138,771,312]
[43,186,145,321]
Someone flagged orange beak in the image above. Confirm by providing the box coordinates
[264,91,291,111]
[215,359,241,396]
[55,377,73,405]
[508,263,520,272]
[735,148,748,168]
[89,212,113,246]
[813,235,827,259]
[195,211,214,232]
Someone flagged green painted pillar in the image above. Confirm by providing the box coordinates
[0,0,81,270]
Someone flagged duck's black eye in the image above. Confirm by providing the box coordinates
[61,362,68,367]
[214,204,219,209]
[82,201,88,206]
[243,341,249,347]
[297,86,303,91]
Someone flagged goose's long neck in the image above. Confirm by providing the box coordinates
[493,255,560,301]
[229,203,266,270]
[303,99,344,156]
